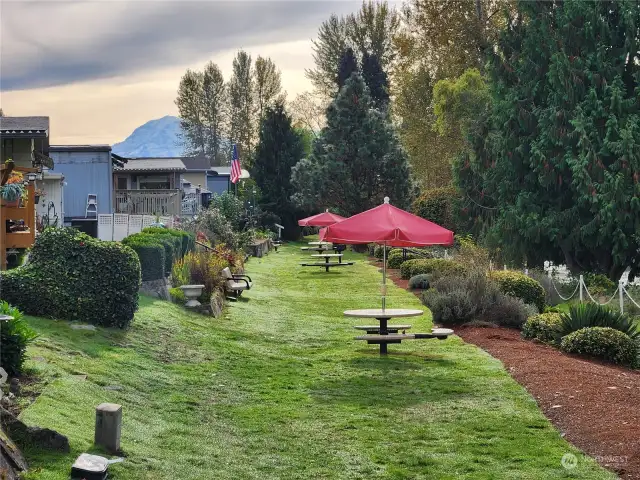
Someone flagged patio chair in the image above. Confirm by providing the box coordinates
[222,267,252,300]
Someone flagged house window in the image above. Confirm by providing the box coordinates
[116,176,128,190]
[138,175,170,190]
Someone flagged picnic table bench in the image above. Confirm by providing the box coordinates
[300,253,354,272]
[344,309,454,354]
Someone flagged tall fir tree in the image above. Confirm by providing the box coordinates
[337,48,359,89]
[252,102,305,239]
[291,73,417,216]
[361,52,389,110]
[458,0,640,279]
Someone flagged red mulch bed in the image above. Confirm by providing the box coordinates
[376,257,640,478]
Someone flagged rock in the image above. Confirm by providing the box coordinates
[0,427,28,478]
[9,379,19,396]
[209,290,225,318]
[140,277,171,300]
[0,406,69,453]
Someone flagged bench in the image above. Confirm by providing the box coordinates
[354,328,454,353]
[300,261,354,272]
[353,325,412,334]
[222,267,252,300]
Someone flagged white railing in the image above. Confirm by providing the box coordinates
[115,189,181,216]
[181,192,202,216]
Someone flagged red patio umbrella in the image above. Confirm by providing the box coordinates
[320,197,454,309]
[298,209,347,227]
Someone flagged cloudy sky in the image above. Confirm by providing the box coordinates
[0,1,363,145]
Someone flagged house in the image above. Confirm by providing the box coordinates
[0,116,57,269]
[49,145,123,234]
[112,157,186,216]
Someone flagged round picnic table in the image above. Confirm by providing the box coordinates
[308,241,331,246]
[311,253,344,264]
[344,308,423,354]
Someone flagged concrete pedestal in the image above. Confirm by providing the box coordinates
[94,403,122,453]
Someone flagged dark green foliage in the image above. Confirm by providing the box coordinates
[387,250,416,269]
[560,327,638,367]
[583,273,616,297]
[457,0,640,279]
[408,274,430,290]
[361,52,389,110]
[252,102,305,240]
[0,302,37,376]
[412,187,460,232]
[142,227,195,257]
[400,258,465,280]
[522,313,563,344]
[122,235,166,281]
[337,48,359,89]
[0,228,140,328]
[421,272,531,328]
[125,233,174,276]
[558,303,640,340]
[373,245,390,259]
[291,74,417,216]
[490,271,546,313]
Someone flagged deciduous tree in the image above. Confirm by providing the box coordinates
[227,50,254,165]
[254,56,283,121]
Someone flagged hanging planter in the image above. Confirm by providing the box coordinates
[0,183,24,207]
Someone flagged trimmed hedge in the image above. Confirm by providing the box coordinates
[560,327,638,367]
[522,313,562,343]
[400,258,465,279]
[0,301,37,376]
[408,274,430,290]
[490,270,546,313]
[0,228,141,328]
[122,236,166,281]
[387,250,417,269]
[142,227,195,257]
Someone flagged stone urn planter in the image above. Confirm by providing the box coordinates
[179,285,205,308]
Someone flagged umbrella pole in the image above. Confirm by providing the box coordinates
[382,242,387,311]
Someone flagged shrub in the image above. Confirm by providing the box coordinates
[422,271,531,328]
[411,186,460,231]
[171,257,191,287]
[142,227,195,257]
[387,250,417,269]
[400,258,465,279]
[0,302,37,376]
[583,273,616,297]
[560,327,638,367]
[522,313,563,343]
[122,234,166,281]
[373,245,390,259]
[169,287,186,304]
[408,274,430,290]
[558,303,640,340]
[189,207,240,249]
[0,228,140,328]
[210,192,245,230]
[490,270,546,313]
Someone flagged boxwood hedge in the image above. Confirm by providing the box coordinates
[560,327,638,367]
[521,312,562,343]
[490,270,546,313]
[142,227,195,257]
[122,235,166,281]
[0,227,141,328]
[400,258,466,280]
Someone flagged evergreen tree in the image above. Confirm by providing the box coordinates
[291,74,417,216]
[362,52,389,110]
[337,48,359,89]
[459,0,640,280]
[252,102,305,239]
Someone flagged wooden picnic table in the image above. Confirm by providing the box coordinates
[344,308,452,354]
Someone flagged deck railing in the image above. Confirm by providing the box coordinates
[114,189,181,216]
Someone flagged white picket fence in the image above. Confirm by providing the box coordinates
[98,214,174,241]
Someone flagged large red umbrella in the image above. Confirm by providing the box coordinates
[298,209,346,227]
[320,197,454,309]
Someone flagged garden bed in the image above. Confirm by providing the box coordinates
[379,256,640,479]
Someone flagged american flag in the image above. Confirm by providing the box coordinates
[230,144,241,184]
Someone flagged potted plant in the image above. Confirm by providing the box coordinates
[0,183,25,207]
[34,188,45,205]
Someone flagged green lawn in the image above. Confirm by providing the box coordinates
[19,243,613,479]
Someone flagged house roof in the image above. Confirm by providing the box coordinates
[0,116,49,137]
[50,145,112,153]
[113,157,186,172]
[208,166,251,178]
[181,156,211,171]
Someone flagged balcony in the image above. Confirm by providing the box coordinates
[114,189,181,216]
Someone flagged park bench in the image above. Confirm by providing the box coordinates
[222,267,252,300]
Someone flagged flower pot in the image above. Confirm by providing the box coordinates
[34,195,40,205]
[1,198,20,207]
[179,284,205,308]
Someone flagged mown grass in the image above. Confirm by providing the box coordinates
[18,242,613,479]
